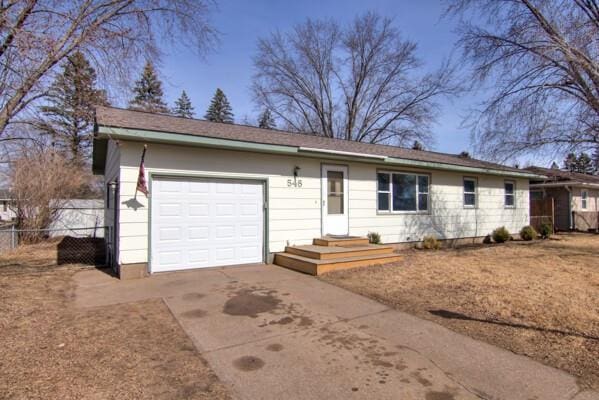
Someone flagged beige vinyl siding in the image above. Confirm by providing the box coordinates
[572,187,598,212]
[116,141,323,265]
[348,166,529,242]
[115,141,530,265]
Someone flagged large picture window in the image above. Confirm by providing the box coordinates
[377,171,429,212]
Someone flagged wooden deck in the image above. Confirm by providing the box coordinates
[274,237,401,275]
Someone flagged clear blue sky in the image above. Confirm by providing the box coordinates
[156,0,476,156]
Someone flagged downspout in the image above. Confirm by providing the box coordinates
[565,186,573,230]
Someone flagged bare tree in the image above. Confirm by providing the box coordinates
[9,148,94,242]
[0,0,217,135]
[252,12,457,147]
[448,0,599,160]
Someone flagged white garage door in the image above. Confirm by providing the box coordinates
[151,177,264,273]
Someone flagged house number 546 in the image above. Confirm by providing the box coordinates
[287,179,303,188]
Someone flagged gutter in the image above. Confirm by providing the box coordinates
[565,185,573,230]
[96,125,544,179]
[530,181,599,189]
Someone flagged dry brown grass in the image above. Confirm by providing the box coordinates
[0,251,231,399]
[320,233,599,390]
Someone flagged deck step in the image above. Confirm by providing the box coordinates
[313,236,369,247]
[285,244,394,260]
[274,252,402,276]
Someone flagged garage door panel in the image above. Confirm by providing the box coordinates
[188,203,209,216]
[151,177,264,272]
[157,250,182,266]
[158,227,181,241]
[188,226,209,240]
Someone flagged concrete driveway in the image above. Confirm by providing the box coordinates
[75,264,598,400]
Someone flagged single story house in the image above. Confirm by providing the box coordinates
[0,189,16,221]
[527,166,599,231]
[92,106,541,278]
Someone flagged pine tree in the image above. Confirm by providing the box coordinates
[173,90,195,118]
[39,51,109,162]
[257,108,276,129]
[129,61,169,113]
[563,152,577,172]
[576,153,593,174]
[563,152,594,174]
[593,146,599,174]
[204,88,234,123]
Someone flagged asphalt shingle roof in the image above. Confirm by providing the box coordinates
[95,106,527,174]
[526,166,599,184]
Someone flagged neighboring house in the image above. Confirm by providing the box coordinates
[0,189,16,221]
[93,106,541,278]
[527,166,599,231]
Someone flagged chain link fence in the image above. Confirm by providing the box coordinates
[0,226,108,267]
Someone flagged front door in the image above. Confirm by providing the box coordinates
[321,164,349,236]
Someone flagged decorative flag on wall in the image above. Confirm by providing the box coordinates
[136,145,149,197]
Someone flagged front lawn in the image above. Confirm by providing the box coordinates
[0,241,231,400]
[320,233,599,390]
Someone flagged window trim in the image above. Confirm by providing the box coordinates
[463,176,478,208]
[376,170,431,215]
[504,179,516,209]
[581,189,589,210]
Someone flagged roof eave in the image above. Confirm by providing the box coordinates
[96,125,543,179]
[530,181,599,189]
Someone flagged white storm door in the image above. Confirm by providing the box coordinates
[151,177,264,272]
[321,165,349,236]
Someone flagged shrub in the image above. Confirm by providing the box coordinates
[483,234,492,244]
[539,223,552,239]
[492,226,510,243]
[519,225,538,241]
[422,235,441,250]
[367,231,381,244]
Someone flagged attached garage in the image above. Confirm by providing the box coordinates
[150,176,265,273]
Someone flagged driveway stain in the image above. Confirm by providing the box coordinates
[425,391,455,400]
[223,289,281,318]
[181,309,207,318]
[411,371,433,387]
[233,356,265,371]
[266,343,284,352]
[298,316,313,326]
[269,316,294,325]
[182,292,205,301]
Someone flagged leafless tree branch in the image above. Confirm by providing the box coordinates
[252,11,458,147]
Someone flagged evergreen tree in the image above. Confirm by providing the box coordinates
[173,90,195,118]
[550,161,560,169]
[411,140,423,150]
[39,51,108,162]
[204,88,234,123]
[564,152,594,174]
[576,153,593,174]
[257,108,276,129]
[129,61,168,113]
[563,152,578,172]
[593,146,599,174]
